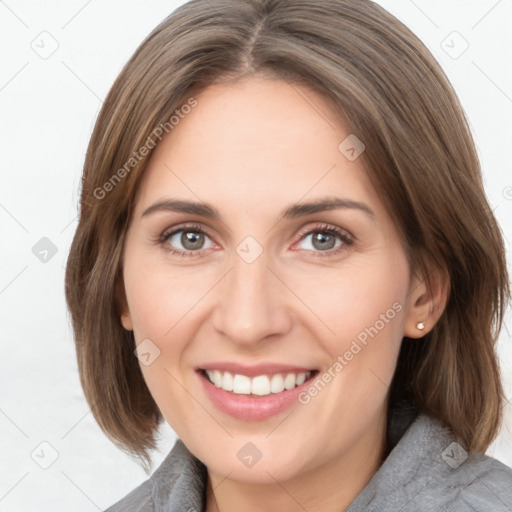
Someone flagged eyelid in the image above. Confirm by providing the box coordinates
[159,222,214,242]
[294,223,353,243]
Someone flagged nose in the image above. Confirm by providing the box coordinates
[211,248,293,346]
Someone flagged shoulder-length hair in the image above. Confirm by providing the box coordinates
[65,0,509,469]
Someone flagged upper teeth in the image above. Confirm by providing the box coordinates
[205,370,311,396]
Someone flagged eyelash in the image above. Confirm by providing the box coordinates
[157,223,354,258]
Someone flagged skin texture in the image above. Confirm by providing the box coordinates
[120,76,446,512]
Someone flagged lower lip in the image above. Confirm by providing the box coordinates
[197,370,316,421]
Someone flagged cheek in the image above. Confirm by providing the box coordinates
[125,268,201,431]
[298,253,407,336]
[124,258,213,344]
[123,259,220,428]
[291,251,408,387]
[286,255,408,452]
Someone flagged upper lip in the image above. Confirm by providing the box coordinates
[198,362,317,378]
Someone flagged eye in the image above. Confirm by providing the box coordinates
[294,224,353,256]
[159,224,214,255]
[157,222,353,258]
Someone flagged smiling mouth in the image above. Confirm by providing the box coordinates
[199,369,319,397]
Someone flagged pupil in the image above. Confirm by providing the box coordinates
[182,231,204,250]
[312,232,335,250]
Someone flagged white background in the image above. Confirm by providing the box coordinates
[1,1,511,510]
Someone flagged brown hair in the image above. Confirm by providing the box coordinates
[65,0,509,469]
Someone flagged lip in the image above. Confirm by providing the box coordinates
[196,365,318,421]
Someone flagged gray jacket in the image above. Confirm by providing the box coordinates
[105,405,512,511]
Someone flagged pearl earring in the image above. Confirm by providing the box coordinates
[416,322,425,330]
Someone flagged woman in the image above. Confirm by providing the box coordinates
[65,0,512,510]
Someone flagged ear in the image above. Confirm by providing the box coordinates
[115,273,133,331]
[403,262,450,339]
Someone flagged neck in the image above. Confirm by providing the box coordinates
[205,412,387,512]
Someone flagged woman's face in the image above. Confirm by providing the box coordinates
[120,76,423,484]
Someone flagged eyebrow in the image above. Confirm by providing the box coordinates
[141,197,376,221]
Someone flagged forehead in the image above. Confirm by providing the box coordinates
[132,77,380,220]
